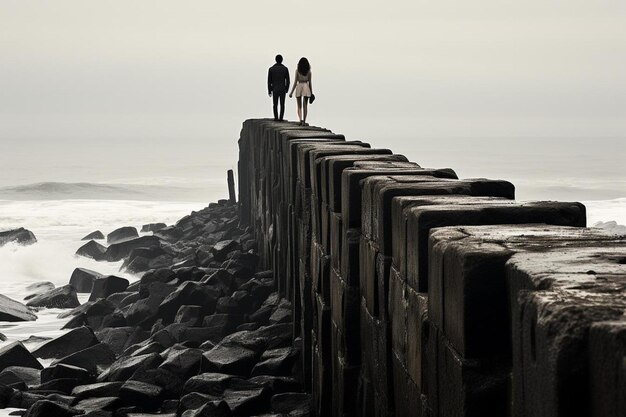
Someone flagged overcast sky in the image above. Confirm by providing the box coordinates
[0,1,624,187]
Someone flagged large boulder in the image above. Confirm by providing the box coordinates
[141,223,167,233]
[118,380,164,410]
[70,268,104,293]
[182,400,232,417]
[89,276,129,301]
[41,363,90,384]
[71,382,123,399]
[82,230,104,241]
[76,240,107,261]
[105,236,161,262]
[23,282,56,301]
[33,327,98,359]
[53,343,116,375]
[99,352,162,382]
[0,366,41,386]
[0,228,37,247]
[23,399,83,417]
[107,226,139,244]
[0,294,37,322]
[204,342,259,376]
[157,281,219,323]
[159,348,207,378]
[26,285,80,309]
[0,342,42,372]
[210,240,240,262]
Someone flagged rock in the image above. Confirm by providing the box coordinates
[53,343,116,375]
[26,285,80,309]
[69,268,104,293]
[125,282,175,328]
[182,372,234,396]
[105,236,161,262]
[100,352,162,382]
[23,282,56,300]
[20,336,51,344]
[0,294,37,322]
[81,230,104,241]
[89,276,129,301]
[118,380,164,410]
[159,348,207,379]
[181,400,232,417]
[174,305,204,326]
[180,392,220,412]
[248,376,301,396]
[130,367,184,398]
[222,379,270,416]
[32,377,83,394]
[0,228,37,247]
[95,327,144,356]
[33,326,99,359]
[251,347,298,377]
[0,342,42,372]
[106,291,137,308]
[157,281,219,323]
[75,240,107,261]
[41,364,90,384]
[204,342,259,376]
[141,223,167,233]
[107,226,139,244]
[0,366,41,387]
[271,392,310,415]
[23,399,82,417]
[211,240,240,262]
[74,396,120,412]
[71,382,123,398]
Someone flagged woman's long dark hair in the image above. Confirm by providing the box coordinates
[297,57,310,76]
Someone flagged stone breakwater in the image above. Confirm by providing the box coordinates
[238,119,626,417]
[0,201,311,416]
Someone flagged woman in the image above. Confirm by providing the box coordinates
[289,57,313,126]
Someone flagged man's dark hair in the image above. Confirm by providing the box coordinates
[275,54,283,64]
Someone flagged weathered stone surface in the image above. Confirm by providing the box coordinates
[69,268,104,293]
[23,399,82,417]
[74,396,120,412]
[75,240,107,261]
[181,400,232,417]
[53,343,116,375]
[107,226,139,244]
[1,366,41,386]
[158,281,218,323]
[159,347,207,378]
[105,235,161,262]
[82,230,104,241]
[271,392,311,415]
[40,363,80,383]
[0,228,37,246]
[71,382,123,398]
[141,223,167,233]
[26,285,80,309]
[118,380,164,410]
[89,276,129,301]
[23,281,56,301]
[204,343,259,376]
[182,372,234,396]
[0,293,37,322]
[0,342,42,372]
[211,240,241,261]
[100,352,162,382]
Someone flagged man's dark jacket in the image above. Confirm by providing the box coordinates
[268,63,290,95]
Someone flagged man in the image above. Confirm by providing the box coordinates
[267,54,290,121]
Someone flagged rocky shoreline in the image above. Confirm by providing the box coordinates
[0,199,310,416]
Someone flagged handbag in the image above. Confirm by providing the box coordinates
[309,93,316,104]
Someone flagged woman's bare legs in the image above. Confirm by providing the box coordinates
[296,96,303,124]
[303,97,309,124]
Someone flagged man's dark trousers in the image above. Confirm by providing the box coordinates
[272,92,286,121]
[268,62,290,121]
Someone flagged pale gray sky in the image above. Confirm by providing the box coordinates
[0,1,625,190]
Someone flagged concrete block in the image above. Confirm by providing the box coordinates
[406,200,586,292]
[341,168,458,231]
[341,227,361,287]
[330,211,342,271]
[331,268,361,365]
[327,154,410,212]
[390,195,509,277]
[368,177,517,255]
[506,248,626,417]
[437,331,510,417]
[589,318,626,417]
[428,225,624,360]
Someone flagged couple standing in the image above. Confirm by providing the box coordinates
[268,54,314,125]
